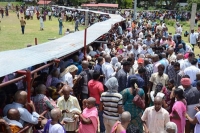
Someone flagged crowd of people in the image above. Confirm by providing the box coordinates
[2,3,200,133]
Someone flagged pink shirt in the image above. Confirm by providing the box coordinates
[88,80,104,104]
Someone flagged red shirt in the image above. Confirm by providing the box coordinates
[88,80,104,104]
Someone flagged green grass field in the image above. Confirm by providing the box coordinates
[0,9,85,51]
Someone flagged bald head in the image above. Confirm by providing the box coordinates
[88,97,96,105]
[177,53,184,60]
[50,108,61,120]
[121,111,131,124]
[14,91,27,105]
[62,85,72,99]
[7,108,20,121]
[36,84,46,94]
[105,55,111,63]
[82,60,89,69]
[154,96,162,103]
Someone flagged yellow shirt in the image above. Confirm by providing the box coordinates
[20,20,26,26]
[149,72,169,91]
[57,95,81,131]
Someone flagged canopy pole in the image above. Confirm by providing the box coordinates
[84,28,87,60]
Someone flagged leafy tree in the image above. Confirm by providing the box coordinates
[187,0,200,11]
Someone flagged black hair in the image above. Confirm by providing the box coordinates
[196,81,200,87]
[191,58,198,65]
[92,71,101,80]
[0,90,7,108]
[169,79,175,85]
[158,64,165,70]
[127,57,134,62]
[97,56,103,64]
[123,61,131,66]
[174,62,180,67]
[138,67,146,74]
[182,75,190,79]
[189,52,195,57]
[154,83,163,97]
[174,88,185,99]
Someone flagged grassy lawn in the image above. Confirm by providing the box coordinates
[0,9,85,51]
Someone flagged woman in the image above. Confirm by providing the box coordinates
[186,106,200,133]
[100,77,123,133]
[120,78,145,133]
[78,97,98,133]
[165,79,175,113]
[59,65,78,88]
[170,88,186,133]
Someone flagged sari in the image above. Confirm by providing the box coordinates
[78,107,98,133]
[170,101,186,133]
[120,88,144,133]
[111,121,126,133]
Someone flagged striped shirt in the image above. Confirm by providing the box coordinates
[100,92,123,120]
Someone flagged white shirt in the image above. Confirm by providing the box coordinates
[102,62,114,82]
[49,124,65,133]
[190,33,198,44]
[139,32,144,39]
[48,11,52,16]
[60,72,73,88]
[195,111,200,133]
[177,59,186,71]
[184,65,200,83]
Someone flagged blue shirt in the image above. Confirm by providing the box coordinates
[3,102,39,125]
[192,80,198,87]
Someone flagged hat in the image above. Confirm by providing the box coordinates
[137,58,144,64]
[181,78,191,86]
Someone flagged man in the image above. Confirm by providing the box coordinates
[31,84,56,119]
[39,16,44,30]
[88,71,105,133]
[116,61,131,92]
[20,17,26,34]
[167,47,176,62]
[141,96,170,133]
[143,34,154,46]
[78,60,94,100]
[152,54,160,73]
[184,58,200,83]
[175,35,186,53]
[148,64,169,94]
[173,62,184,87]
[159,53,169,73]
[58,17,64,35]
[176,53,185,71]
[100,77,123,133]
[57,85,81,133]
[48,10,52,21]
[192,72,200,87]
[3,109,22,133]
[102,55,114,82]
[189,29,198,51]
[43,108,66,133]
[75,17,79,31]
[94,56,104,83]
[3,91,39,125]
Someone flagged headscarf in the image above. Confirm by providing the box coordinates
[60,65,78,78]
[111,57,118,66]
[165,122,177,133]
[181,78,191,86]
[105,77,119,93]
